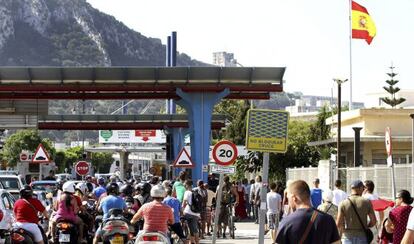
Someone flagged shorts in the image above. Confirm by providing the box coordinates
[200,208,207,222]
[218,206,229,225]
[206,207,212,222]
[170,222,186,239]
[184,213,199,236]
[267,212,280,229]
[14,222,43,242]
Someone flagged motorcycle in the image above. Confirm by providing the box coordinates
[135,232,170,244]
[101,209,134,244]
[54,221,78,244]
[11,224,48,244]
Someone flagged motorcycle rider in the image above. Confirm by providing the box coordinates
[136,182,152,208]
[92,177,107,199]
[51,181,84,243]
[93,182,127,244]
[13,185,49,244]
[131,185,174,237]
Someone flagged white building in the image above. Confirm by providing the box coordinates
[212,52,237,67]
[365,90,414,108]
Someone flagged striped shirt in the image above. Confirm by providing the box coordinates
[137,201,174,234]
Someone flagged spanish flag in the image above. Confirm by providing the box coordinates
[352,1,376,44]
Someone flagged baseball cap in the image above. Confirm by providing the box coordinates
[350,179,364,189]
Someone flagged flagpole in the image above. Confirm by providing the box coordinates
[349,0,353,110]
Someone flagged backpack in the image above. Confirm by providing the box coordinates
[221,184,232,205]
[190,189,203,213]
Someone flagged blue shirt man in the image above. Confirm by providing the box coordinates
[310,178,322,208]
[163,195,181,224]
[93,178,107,199]
[100,195,127,220]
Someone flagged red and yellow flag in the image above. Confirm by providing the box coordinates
[352,1,376,44]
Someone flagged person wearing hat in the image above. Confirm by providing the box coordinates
[318,189,338,220]
[336,180,377,243]
[310,178,323,208]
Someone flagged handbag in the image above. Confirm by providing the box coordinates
[298,210,318,244]
[348,198,374,243]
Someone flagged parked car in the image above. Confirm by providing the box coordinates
[0,175,25,199]
[30,180,58,194]
[55,173,73,182]
[0,189,16,243]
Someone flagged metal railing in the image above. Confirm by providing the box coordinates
[287,164,413,199]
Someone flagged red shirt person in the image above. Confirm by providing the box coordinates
[13,185,49,244]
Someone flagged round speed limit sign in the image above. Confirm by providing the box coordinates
[212,140,238,166]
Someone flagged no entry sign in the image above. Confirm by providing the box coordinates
[212,140,238,166]
[75,161,89,176]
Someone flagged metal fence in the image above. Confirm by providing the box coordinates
[287,164,413,199]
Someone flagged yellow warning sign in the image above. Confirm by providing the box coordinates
[246,109,289,153]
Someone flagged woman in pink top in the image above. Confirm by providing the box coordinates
[385,190,413,244]
[131,185,174,235]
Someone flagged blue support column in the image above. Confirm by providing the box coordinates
[176,88,230,182]
[171,127,189,178]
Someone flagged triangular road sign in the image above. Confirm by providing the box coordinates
[172,148,194,168]
[32,143,51,163]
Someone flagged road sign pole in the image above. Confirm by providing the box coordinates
[258,152,269,244]
[212,173,224,244]
[391,162,396,198]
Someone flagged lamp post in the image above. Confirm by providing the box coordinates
[334,78,348,168]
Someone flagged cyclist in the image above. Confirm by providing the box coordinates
[131,185,174,237]
[93,182,127,244]
[13,185,49,244]
[217,175,239,238]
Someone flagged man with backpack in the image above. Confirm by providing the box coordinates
[217,176,239,238]
[182,180,202,244]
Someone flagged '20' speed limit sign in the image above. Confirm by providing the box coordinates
[212,140,238,166]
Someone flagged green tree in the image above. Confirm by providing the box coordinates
[54,151,66,172]
[309,105,332,142]
[381,65,406,108]
[91,152,114,173]
[2,129,55,167]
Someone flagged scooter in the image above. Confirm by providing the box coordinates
[11,224,48,244]
[135,232,170,244]
[54,221,78,244]
[101,209,134,244]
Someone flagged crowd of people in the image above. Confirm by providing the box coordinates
[11,168,414,244]
[271,178,414,244]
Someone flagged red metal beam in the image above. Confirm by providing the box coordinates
[0,83,282,93]
[37,122,225,130]
[0,92,270,100]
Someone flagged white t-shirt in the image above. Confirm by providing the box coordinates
[183,190,200,217]
[266,192,282,214]
[407,208,414,230]
[332,188,348,206]
[363,192,379,200]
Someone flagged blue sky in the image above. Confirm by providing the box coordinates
[87,0,414,102]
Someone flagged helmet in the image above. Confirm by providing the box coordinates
[120,184,134,196]
[107,182,119,195]
[76,182,88,195]
[150,184,166,198]
[20,185,33,198]
[62,181,76,194]
[98,177,105,185]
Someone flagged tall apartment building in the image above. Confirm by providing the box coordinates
[212,52,238,67]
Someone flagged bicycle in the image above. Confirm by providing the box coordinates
[226,203,236,239]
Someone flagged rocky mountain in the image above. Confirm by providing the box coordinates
[0,0,205,66]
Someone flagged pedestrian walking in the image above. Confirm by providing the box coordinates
[383,190,413,244]
[242,178,252,218]
[332,179,348,206]
[310,178,323,208]
[318,189,338,220]
[196,180,208,239]
[336,180,377,244]
[182,180,201,244]
[250,176,262,224]
[363,180,385,228]
[276,180,340,244]
[235,181,247,220]
[204,183,215,236]
[266,182,282,244]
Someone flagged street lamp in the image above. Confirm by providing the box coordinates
[333,78,348,168]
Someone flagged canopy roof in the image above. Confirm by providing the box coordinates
[0,66,285,100]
